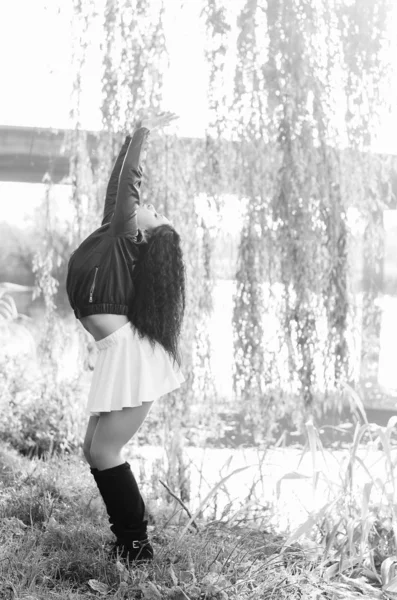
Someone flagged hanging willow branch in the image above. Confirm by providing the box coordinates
[227,0,394,436]
[230,0,281,440]
[336,0,393,399]
[66,0,98,245]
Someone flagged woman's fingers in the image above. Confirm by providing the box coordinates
[156,113,179,127]
[156,111,179,122]
[141,112,179,130]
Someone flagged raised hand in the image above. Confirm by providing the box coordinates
[141,111,179,131]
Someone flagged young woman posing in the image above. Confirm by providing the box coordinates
[66,112,186,564]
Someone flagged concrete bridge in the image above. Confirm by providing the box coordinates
[1,125,396,209]
[0,125,97,184]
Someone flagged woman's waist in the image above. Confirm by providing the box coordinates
[80,312,130,341]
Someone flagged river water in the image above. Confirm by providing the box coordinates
[124,437,397,538]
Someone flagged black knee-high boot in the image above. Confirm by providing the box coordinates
[90,462,153,562]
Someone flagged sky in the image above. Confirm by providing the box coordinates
[0,0,396,151]
[0,0,212,139]
[0,0,396,231]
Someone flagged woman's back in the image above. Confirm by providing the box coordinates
[80,314,129,341]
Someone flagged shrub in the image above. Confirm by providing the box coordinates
[0,355,86,458]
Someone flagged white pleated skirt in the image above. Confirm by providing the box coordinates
[86,321,185,416]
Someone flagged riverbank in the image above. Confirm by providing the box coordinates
[1,433,396,599]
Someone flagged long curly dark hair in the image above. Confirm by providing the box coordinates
[129,224,186,366]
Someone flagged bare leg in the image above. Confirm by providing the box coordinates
[83,415,100,468]
[90,402,154,471]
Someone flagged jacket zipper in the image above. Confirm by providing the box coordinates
[89,267,99,303]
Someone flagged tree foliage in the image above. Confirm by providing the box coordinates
[32,0,396,448]
[222,0,395,437]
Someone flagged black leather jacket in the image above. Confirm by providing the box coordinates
[66,127,150,319]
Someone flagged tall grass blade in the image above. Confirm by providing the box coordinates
[306,420,320,491]
[361,481,373,522]
[343,423,371,493]
[323,518,343,559]
[381,557,397,586]
[386,416,397,438]
[343,382,368,424]
[177,465,252,543]
[276,472,311,501]
[377,428,395,499]
[324,557,363,581]
[281,503,332,550]
[382,557,397,599]
[360,481,374,555]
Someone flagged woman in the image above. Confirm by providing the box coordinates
[66,112,186,564]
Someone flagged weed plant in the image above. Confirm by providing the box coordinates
[2,413,397,599]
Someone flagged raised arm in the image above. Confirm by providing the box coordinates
[110,127,150,237]
[101,135,132,226]
[110,113,179,236]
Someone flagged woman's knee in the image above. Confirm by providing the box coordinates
[83,415,100,466]
[90,440,122,466]
[82,441,93,464]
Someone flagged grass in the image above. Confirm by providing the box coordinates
[1,430,397,600]
[0,441,284,600]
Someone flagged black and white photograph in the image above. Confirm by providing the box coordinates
[0,0,397,598]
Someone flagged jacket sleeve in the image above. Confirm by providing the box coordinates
[110,127,150,236]
[101,135,132,226]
